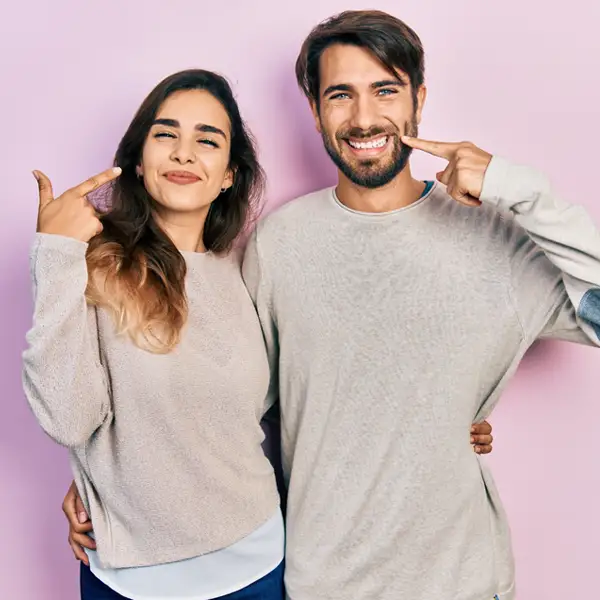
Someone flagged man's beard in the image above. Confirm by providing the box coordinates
[321,116,418,189]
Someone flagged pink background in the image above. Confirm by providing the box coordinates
[1,1,599,598]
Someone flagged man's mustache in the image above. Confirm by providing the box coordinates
[337,126,399,140]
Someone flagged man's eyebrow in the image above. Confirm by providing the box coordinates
[322,83,353,97]
[372,79,407,89]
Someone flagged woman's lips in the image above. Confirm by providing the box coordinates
[164,171,201,184]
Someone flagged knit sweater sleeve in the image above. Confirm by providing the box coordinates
[22,233,111,448]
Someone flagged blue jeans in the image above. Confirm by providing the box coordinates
[80,561,285,600]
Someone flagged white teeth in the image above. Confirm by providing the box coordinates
[348,136,388,150]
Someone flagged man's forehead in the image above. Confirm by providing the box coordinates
[319,44,409,87]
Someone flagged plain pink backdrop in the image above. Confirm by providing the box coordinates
[1,1,599,599]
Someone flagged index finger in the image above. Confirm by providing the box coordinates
[75,494,90,525]
[62,482,86,528]
[70,167,122,198]
[62,492,80,529]
[73,520,94,534]
[401,136,460,160]
[471,421,492,435]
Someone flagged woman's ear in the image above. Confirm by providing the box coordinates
[221,167,234,192]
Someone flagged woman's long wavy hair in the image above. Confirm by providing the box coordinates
[85,70,265,353]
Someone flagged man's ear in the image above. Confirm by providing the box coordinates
[415,84,427,125]
[310,100,322,134]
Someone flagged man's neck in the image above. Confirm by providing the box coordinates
[335,165,426,214]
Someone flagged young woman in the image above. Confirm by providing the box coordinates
[23,69,494,600]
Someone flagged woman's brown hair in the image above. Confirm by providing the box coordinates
[86,69,264,353]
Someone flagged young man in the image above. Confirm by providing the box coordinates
[241,9,600,600]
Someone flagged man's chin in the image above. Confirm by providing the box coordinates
[344,163,396,181]
[341,151,392,170]
[340,145,392,163]
[324,141,406,188]
[342,160,410,189]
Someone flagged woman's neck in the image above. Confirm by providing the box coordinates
[154,206,210,253]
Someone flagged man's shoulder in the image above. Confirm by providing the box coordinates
[428,181,527,268]
[255,186,335,241]
[429,181,516,232]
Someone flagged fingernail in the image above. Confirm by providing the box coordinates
[470,426,476,433]
[78,512,88,523]
[470,436,475,443]
[112,167,122,174]
[32,170,40,181]
[475,447,481,453]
